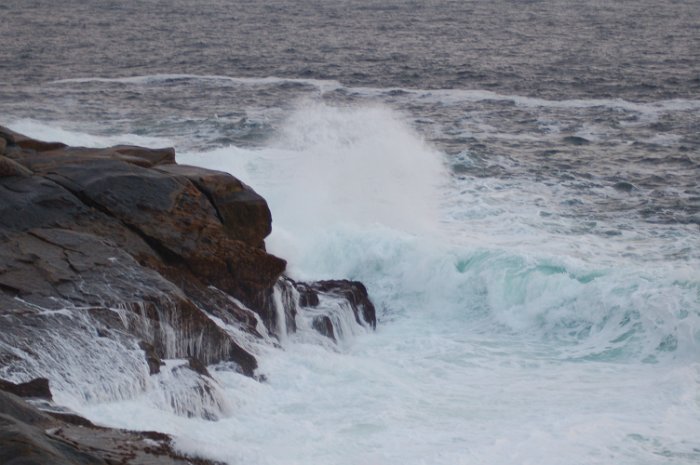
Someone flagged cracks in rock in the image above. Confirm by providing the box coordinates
[26,230,82,253]
[189,181,227,229]
[127,228,183,266]
[40,173,185,267]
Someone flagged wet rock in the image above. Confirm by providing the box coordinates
[275,277,377,341]
[0,391,52,427]
[0,126,375,425]
[0,378,52,400]
[139,341,164,375]
[32,157,285,310]
[0,390,223,464]
[157,164,272,248]
[312,315,336,341]
[0,128,273,387]
[296,283,320,307]
[9,145,176,171]
[0,155,32,177]
[47,411,95,427]
[0,414,107,465]
[310,280,377,329]
[188,357,212,378]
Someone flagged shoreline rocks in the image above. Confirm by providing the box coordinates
[0,383,225,465]
[0,125,376,463]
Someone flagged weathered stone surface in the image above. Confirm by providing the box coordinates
[140,341,164,375]
[33,158,285,310]
[157,164,273,248]
[0,125,376,428]
[0,128,272,383]
[0,126,15,143]
[0,155,30,177]
[312,315,336,341]
[308,280,377,329]
[9,145,176,171]
[276,277,377,340]
[0,390,223,465]
[296,282,320,307]
[0,227,259,378]
[0,125,67,153]
[0,414,107,465]
[0,378,52,399]
[0,391,53,428]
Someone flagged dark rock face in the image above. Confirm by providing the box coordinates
[276,277,377,341]
[0,126,376,428]
[0,155,32,177]
[0,127,282,384]
[311,280,378,329]
[312,315,337,341]
[157,164,272,248]
[0,388,223,465]
[0,379,52,400]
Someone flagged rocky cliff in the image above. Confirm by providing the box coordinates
[0,125,376,463]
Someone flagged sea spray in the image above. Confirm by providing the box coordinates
[180,102,700,362]
[4,100,699,465]
[180,102,448,274]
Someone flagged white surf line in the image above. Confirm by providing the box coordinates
[48,74,343,94]
[48,74,700,114]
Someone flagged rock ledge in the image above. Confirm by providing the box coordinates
[0,126,376,464]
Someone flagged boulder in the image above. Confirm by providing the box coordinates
[0,125,376,425]
[0,378,52,399]
[0,135,269,382]
[309,280,377,329]
[275,277,376,341]
[31,158,285,309]
[157,164,272,248]
[312,315,336,341]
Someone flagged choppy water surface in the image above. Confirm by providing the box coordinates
[1,1,699,464]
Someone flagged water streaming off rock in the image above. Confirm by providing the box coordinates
[1,0,699,464]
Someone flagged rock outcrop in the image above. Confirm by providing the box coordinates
[0,124,376,436]
[0,383,223,465]
[0,378,52,400]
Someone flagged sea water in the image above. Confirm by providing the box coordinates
[1,0,699,463]
[6,94,699,465]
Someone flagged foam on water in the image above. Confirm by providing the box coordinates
[350,86,700,114]
[179,102,699,357]
[7,103,700,464]
[111,102,696,464]
[49,74,343,94]
[45,73,700,116]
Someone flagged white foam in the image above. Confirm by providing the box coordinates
[353,86,700,114]
[148,359,231,420]
[49,74,343,95]
[179,101,448,276]
[46,72,700,117]
[176,100,699,356]
[14,100,700,465]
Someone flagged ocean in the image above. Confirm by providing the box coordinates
[1,0,699,463]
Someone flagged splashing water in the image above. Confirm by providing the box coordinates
[6,100,700,465]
